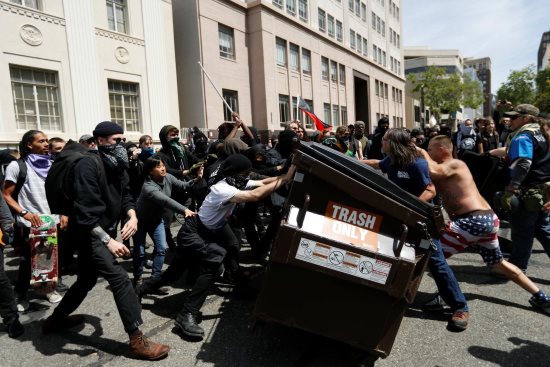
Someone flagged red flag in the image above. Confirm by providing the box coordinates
[297,96,332,131]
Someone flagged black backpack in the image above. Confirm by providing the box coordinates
[45,143,103,216]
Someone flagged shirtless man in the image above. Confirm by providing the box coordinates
[421,135,550,316]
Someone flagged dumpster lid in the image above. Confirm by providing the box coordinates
[297,142,433,217]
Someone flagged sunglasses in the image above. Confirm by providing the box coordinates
[86,138,95,144]
[114,137,127,144]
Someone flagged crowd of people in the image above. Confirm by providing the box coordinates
[0,102,549,360]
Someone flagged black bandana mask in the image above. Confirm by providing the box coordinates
[98,143,129,171]
[225,174,248,190]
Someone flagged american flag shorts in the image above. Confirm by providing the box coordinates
[440,210,503,266]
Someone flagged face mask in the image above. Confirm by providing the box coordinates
[225,175,248,190]
[98,143,129,170]
[139,147,155,160]
[460,124,474,136]
[168,136,179,143]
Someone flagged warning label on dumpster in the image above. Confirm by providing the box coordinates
[322,201,383,251]
[295,238,391,284]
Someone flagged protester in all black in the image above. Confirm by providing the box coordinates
[368,117,390,160]
[42,121,169,361]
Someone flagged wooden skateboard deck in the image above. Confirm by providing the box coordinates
[29,214,58,295]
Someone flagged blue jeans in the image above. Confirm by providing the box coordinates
[509,206,550,271]
[133,220,167,279]
[428,239,468,312]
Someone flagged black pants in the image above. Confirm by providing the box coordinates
[142,216,225,316]
[51,231,143,333]
[13,227,30,296]
[0,249,18,323]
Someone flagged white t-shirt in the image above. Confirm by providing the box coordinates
[4,160,57,227]
[198,179,262,230]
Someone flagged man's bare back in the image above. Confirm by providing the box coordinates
[431,157,491,218]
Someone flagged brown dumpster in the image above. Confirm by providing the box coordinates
[253,142,442,364]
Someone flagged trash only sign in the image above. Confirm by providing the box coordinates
[295,238,392,285]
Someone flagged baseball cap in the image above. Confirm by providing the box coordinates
[504,104,540,117]
[79,134,94,143]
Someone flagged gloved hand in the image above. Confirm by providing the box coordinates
[0,227,14,248]
[500,191,516,212]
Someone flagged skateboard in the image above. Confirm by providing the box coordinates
[29,214,58,295]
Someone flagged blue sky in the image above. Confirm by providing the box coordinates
[403,0,550,94]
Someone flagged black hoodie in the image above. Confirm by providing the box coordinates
[155,125,198,179]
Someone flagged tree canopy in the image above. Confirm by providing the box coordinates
[407,66,484,125]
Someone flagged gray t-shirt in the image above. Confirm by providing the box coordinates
[4,160,57,227]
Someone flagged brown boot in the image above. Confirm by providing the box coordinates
[129,330,170,360]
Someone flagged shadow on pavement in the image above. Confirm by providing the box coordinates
[468,337,550,367]
[20,314,127,359]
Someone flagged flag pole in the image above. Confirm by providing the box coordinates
[198,61,233,115]
[296,95,300,123]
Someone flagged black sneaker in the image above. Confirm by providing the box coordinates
[529,296,550,315]
[175,312,204,339]
[422,294,447,312]
[6,318,24,338]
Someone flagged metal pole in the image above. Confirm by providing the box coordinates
[197,61,233,115]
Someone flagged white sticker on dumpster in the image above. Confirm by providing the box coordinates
[295,238,391,285]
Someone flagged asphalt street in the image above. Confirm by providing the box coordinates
[1,222,549,367]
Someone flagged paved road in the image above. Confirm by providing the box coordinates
[1,223,549,366]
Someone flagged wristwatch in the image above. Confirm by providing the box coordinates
[100,234,111,246]
[18,210,28,217]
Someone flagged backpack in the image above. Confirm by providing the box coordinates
[45,143,104,216]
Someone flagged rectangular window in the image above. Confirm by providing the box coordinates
[361,3,366,21]
[381,20,385,37]
[301,98,314,129]
[286,0,296,15]
[396,34,400,48]
[298,0,308,21]
[341,106,348,126]
[108,79,141,132]
[276,37,287,66]
[354,0,360,16]
[382,51,386,67]
[327,15,335,37]
[362,38,368,56]
[302,48,311,75]
[377,48,382,64]
[330,61,337,82]
[376,16,381,33]
[11,65,63,131]
[356,34,362,54]
[324,103,331,124]
[273,0,283,8]
[350,29,356,49]
[222,89,239,122]
[373,45,377,62]
[289,43,300,71]
[392,87,396,101]
[339,64,346,85]
[318,8,326,32]
[279,94,290,123]
[384,84,389,99]
[336,20,343,41]
[106,0,127,34]
[375,80,379,96]
[371,12,376,30]
[321,57,329,81]
[332,105,340,126]
[10,0,40,9]
[219,24,235,60]
[376,112,380,122]
[348,0,354,12]
[396,6,399,21]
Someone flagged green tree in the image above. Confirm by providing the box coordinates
[496,65,536,105]
[535,67,550,114]
[407,66,484,130]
